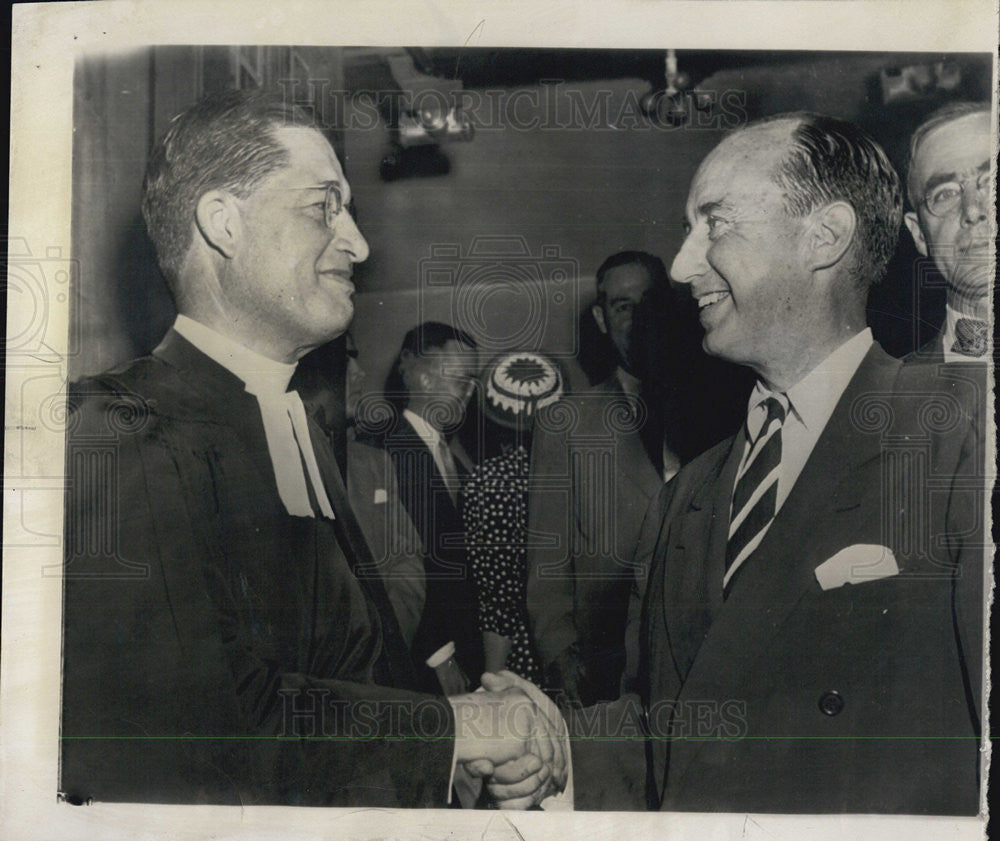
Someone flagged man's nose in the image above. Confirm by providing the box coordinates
[333,212,371,263]
[670,230,708,286]
[960,181,989,227]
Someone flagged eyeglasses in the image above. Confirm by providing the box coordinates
[265,182,348,229]
[314,182,346,229]
[922,170,992,218]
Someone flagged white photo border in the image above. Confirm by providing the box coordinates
[4,1,996,839]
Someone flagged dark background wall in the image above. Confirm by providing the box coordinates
[71,47,993,400]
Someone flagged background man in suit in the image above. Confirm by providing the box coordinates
[527,251,680,707]
[902,101,992,362]
[338,335,428,650]
[380,321,484,694]
[573,113,984,813]
[61,90,565,809]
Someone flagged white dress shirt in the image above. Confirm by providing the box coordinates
[739,328,873,515]
[403,408,462,497]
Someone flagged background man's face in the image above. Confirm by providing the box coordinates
[409,339,479,426]
[594,263,654,369]
[904,112,992,304]
[228,126,370,353]
[669,128,812,372]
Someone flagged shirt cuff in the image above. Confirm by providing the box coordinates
[445,694,484,807]
[426,640,456,669]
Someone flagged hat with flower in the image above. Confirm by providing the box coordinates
[479,350,565,429]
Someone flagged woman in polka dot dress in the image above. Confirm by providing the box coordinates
[462,351,565,687]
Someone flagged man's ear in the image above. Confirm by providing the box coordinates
[194,190,242,260]
[592,303,607,334]
[805,201,857,272]
[903,211,929,257]
[417,366,435,393]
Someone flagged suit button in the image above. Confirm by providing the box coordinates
[818,691,845,716]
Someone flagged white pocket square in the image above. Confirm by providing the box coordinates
[814,544,899,591]
[373,488,387,504]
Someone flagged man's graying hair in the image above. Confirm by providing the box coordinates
[141,89,317,289]
[750,112,903,289]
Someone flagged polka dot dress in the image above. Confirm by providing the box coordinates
[461,445,543,685]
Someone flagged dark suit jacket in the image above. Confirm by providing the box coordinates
[627,343,985,814]
[347,437,426,648]
[526,376,665,705]
[383,417,483,687]
[61,331,454,807]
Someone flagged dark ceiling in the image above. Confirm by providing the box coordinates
[363,48,991,95]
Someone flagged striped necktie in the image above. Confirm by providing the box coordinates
[724,395,787,591]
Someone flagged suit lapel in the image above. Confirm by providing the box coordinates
[597,377,663,500]
[644,433,740,801]
[659,431,744,682]
[390,417,462,525]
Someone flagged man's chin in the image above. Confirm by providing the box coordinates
[319,305,354,342]
[701,329,731,361]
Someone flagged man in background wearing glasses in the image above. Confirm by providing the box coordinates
[903,102,993,362]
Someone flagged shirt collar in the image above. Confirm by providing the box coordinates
[944,304,961,350]
[403,408,442,448]
[746,328,873,438]
[173,314,297,395]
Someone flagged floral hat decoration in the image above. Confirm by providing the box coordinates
[480,350,566,430]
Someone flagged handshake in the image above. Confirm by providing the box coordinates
[448,671,571,809]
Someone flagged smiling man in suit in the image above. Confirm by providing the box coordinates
[594,113,986,814]
[61,90,565,809]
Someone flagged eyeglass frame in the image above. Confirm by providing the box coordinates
[921,169,992,219]
[259,182,350,229]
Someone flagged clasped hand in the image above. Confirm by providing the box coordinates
[449,671,569,809]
